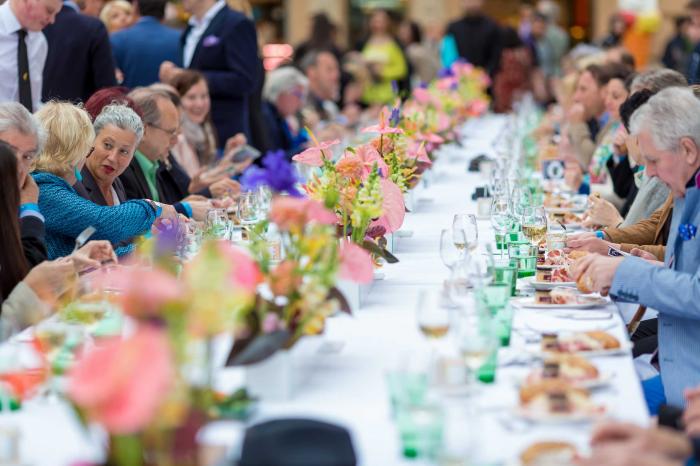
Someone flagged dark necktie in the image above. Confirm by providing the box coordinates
[17,29,32,112]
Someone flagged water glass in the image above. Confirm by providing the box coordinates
[493,263,517,297]
[490,197,512,255]
[238,191,260,225]
[206,208,230,239]
[415,290,451,340]
[396,402,444,460]
[546,231,567,252]
[440,229,464,272]
[475,283,510,315]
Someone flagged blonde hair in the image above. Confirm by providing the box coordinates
[34,102,95,178]
[100,0,133,32]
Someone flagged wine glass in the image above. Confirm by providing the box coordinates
[452,312,498,392]
[238,191,259,225]
[489,168,508,198]
[490,197,512,258]
[521,206,548,246]
[453,214,478,254]
[415,289,451,341]
[258,186,272,217]
[510,184,532,219]
[440,229,465,273]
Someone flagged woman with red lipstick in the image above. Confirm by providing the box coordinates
[81,104,143,206]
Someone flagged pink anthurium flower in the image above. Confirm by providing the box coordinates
[292,138,340,167]
[68,326,174,434]
[369,179,405,234]
[354,144,389,178]
[408,141,432,165]
[339,240,373,284]
[361,108,404,135]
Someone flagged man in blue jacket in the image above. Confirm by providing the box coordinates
[42,0,116,102]
[111,0,181,88]
[573,87,700,410]
[159,0,259,147]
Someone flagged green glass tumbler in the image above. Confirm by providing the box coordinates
[493,265,517,297]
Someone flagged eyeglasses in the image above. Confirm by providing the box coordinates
[148,122,179,138]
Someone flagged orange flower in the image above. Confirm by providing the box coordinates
[269,260,301,296]
[335,154,364,180]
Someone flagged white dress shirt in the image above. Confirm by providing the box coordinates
[183,0,225,68]
[0,2,47,110]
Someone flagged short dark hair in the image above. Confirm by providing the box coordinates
[620,89,654,132]
[137,0,167,21]
[298,49,338,73]
[584,62,633,88]
[688,0,700,10]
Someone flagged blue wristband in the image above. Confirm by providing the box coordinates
[181,202,193,218]
[595,231,605,239]
[19,203,40,214]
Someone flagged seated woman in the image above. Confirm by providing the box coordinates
[32,102,175,259]
[80,103,142,206]
[583,90,670,230]
[170,70,250,179]
[1,142,117,339]
[261,67,310,160]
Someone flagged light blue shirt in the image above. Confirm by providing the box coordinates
[610,186,700,406]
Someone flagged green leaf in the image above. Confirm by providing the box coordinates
[361,240,399,263]
[328,286,352,315]
[225,330,291,366]
[109,434,144,466]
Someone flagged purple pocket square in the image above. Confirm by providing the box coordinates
[202,35,220,47]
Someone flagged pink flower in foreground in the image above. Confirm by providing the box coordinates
[292,139,340,167]
[416,133,444,145]
[361,109,404,135]
[339,240,373,284]
[270,197,336,231]
[217,242,264,292]
[354,144,389,178]
[369,179,405,234]
[468,99,489,117]
[68,326,174,434]
[93,266,183,319]
[412,87,432,105]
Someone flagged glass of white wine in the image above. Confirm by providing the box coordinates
[415,289,451,341]
[521,206,548,246]
[453,312,498,393]
[453,214,478,254]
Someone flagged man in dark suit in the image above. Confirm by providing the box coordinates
[110,0,181,88]
[159,0,259,148]
[42,0,116,103]
[445,0,501,76]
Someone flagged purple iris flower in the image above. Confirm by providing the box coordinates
[241,150,303,197]
[437,67,455,79]
[389,106,401,126]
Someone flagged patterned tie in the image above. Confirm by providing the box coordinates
[17,29,32,112]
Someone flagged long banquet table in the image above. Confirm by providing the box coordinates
[0,114,650,466]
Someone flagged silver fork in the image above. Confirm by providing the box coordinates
[72,226,97,253]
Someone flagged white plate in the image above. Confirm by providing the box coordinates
[523,277,577,291]
[519,371,615,390]
[539,341,634,358]
[514,405,606,424]
[513,297,608,309]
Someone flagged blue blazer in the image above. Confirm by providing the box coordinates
[611,185,700,406]
[182,6,260,146]
[32,172,156,259]
[42,4,116,102]
[111,17,182,89]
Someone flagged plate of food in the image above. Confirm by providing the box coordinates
[540,331,631,357]
[523,354,614,389]
[514,441,579,466]
[515,287,608,309]
[516,379,606,423]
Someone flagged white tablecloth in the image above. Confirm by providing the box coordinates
[0,114,650,466]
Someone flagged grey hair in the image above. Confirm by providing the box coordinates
[630,87,700,153]
[127,88,173,126]
[299,50,336,73]
[263,67,309,102]
[537,0,561,22]
[630,69,687,94]
[0,102,46,152]
[94,104,144,144]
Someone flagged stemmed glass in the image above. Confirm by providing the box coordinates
[521,206,548,246]
[452,311,498,393]
[510,184,532,220]
[257,186,272,217]
[415,289,451,341]
[453,214,478,254]
[489,168,508,199]
[34,320,82,402]
[490,197,512,258]
[440,228,465,273]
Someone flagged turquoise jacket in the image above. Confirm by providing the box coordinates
[32,172,157,259]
